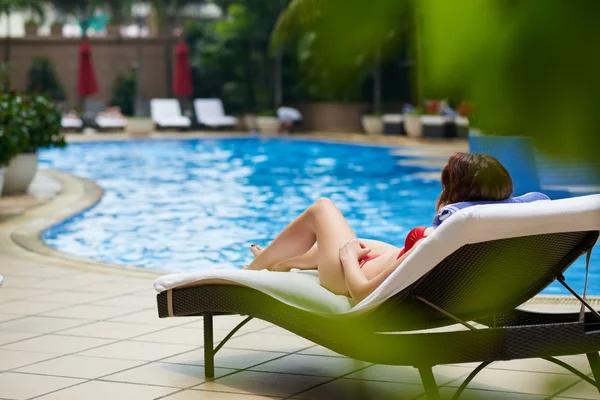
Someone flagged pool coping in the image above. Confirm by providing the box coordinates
[3,136,598,305]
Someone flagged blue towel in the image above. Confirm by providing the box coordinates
[432,192,550,228]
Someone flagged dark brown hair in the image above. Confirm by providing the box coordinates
[436,152,513,210]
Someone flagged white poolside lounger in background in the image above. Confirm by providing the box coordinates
[0,275,3,287]
[84,99,128,131]
[193,98,237,129]
[61,115,83,131]
[277,106,302,123]
[150,99,192,130]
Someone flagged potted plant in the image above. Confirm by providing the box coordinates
[361,113,384,135]
[0,93,29,195]
[24,19,39,37]
[255,110,279,135]
[2,93,66,195]
[404,107,423,138]
[50,21,64,37]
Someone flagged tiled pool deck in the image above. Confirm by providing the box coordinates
[0,132,597,400]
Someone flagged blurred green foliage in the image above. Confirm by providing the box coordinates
[273,0,600,170]
[26,57,66,101]
[422,0,600,169]
[110,72,136,116]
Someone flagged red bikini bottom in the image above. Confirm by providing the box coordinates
[358,226,428,268]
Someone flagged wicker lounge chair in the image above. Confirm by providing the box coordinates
[155,195,600,399]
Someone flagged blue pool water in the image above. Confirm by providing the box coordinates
[39,138,598,295]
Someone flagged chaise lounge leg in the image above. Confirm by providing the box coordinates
[417,366,441,400]
[587,352,600,393]
[203,313,214,379]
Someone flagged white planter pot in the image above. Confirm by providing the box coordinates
[0,167,6,197]
[127,118,154,136]
[243,114,257,131]
[256,117,280,135]
[404,115,423,138]
[361,116,384,135]
[2,153,38,195]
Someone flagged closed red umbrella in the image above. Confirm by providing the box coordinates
[77,39,98,97]
[173,39,193,98]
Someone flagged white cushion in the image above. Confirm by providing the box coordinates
[382,114,403,123]
[277,107,302,122]
[154,194,600,316]
[61,117,83,128]
[154,116,191,128]
[96,116,127,129]
[198,116,237,127]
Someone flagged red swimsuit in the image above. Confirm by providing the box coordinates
[358,226,428,268]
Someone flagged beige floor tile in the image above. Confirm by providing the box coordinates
[44,273,120,288]
[431,387,545,399]
[196,371,329,398]
[78,279,152,294]
[446,369,579,396]
[225,332,315,353]
[185,316,274,333]
[2,334,114,354]
[15,355,145,379]
[251,354,370,377]
[166,390,279,399]
[89,294,155,309]
[292,378,425,400]
[34,380,178,400]
[57,321,163,339]
[0,288,51,303]
[78,340,197,361]
[557,379,600,399]
[109,309,192,326]
[0,276,52,289]
[163,348,288,370]
[135,326,230,346]
[43,304,141,320]
[0,300,69,315]
[479,355,592,375]
[30,290,115,304]
[0,349,58,371]
[0,266,73,279]
[0,313,22,323]
[0,371,83,400]
[298,346,346,358]
[0,331,39,346]
[345,364,470,386]
[0,315,90,333]
[103,362,235,388]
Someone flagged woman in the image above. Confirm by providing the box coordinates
[245,152,513,303]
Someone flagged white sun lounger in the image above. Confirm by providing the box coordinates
[155,194,600,399]
[150,99,192,129]
[61,116,83,130]
[193,98,237,128]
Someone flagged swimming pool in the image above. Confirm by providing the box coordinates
[39,138,598,295]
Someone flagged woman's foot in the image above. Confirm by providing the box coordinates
[249,244,264,258]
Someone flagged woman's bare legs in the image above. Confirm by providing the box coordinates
[246,198,357,295]
[250,238,400,272]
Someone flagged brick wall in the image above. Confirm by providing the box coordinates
[0,37,176,108]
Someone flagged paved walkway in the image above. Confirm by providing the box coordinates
[0,133,597,399]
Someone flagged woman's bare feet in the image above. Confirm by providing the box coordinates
[249,244,263,258]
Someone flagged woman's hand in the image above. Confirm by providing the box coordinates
[339,239,371,262]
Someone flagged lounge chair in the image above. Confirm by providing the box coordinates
[61,113,84,132]
[150,99,192,130]
[155,195,600,399]
[83,99,128,131]
[193,98,237,129]
[0,275,3,287]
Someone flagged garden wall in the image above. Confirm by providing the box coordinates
[0,37,175,108]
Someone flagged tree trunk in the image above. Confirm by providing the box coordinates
[373,47,382,114]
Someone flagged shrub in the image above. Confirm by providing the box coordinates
[26,57,66,101]
[110,73,135,116]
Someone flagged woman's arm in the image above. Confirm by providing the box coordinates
[340,238,427,303]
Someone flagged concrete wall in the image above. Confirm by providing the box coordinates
[0,37,175,108]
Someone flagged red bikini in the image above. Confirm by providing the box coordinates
[358,226,428,268]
